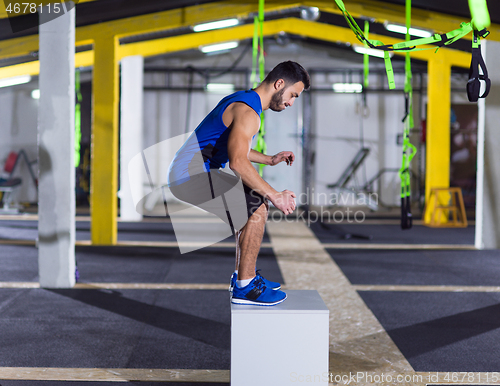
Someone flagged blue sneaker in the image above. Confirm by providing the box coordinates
[256,269,281,290]
[229,270,281,293]
[231,276,287,306]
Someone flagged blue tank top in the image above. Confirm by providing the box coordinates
[168,89,262,186]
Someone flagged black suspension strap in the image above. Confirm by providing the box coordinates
[467,30,491,102]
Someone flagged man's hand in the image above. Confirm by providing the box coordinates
[268,190,296,215]
[269,151,295,166]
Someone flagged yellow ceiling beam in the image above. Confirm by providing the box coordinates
[3,0,498,43]
[119,18,470,69]
[0,0,499,62]
[0,36,92,61]
[0,1,298,60]
[118,21,256,58]
[0,0,494,62]
[76,1,299,41]
[306,0,500,42]
[0,50,93,78]
[285,18,470,68]
[0,17,470,80]
[0,0,97,19]
[0,36,39,61]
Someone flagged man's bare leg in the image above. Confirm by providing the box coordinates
[237,203,268,280]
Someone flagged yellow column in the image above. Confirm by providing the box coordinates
[424,53,451,223]
[91,35,119,244]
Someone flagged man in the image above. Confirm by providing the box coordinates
[168,61,310,306]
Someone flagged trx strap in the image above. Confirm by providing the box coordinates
[399,0,417,230]
[363,20,369,88]
[333,0,490,91]
[250,15,259,87]
[469,0,491,31]
[252,0,267,176]
[75,69,82,167]
[467,30,491,102]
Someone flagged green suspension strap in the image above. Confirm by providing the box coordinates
[363,20,369,89]
[250,16,259,87]
[466,0,491,101]
[252,0,267,176]
[333,0,490,90]
[75,69,82,167]
[399,0,417,230]
[334,0,490,227]
[469,0,490,31]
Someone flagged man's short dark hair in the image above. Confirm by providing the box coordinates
[263,61,310,90]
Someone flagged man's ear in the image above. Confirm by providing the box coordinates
[274,79,285,91]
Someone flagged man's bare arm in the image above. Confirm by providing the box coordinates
[227,107,276,198]
[249,149,295,166]
[248,149,271,165]
[227,104,296,214]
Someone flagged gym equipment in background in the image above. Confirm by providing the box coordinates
[0,150,38,214]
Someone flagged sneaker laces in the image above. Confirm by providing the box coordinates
[254,276,266,291]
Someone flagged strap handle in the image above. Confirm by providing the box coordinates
[252,0,267,176]
[467,30,491,102]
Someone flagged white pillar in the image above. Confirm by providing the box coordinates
[38,4,76,288]
[120,55,144,221]
[478,39,500,249]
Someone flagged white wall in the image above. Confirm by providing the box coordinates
[262,96,303,198]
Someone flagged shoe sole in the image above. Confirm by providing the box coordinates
[231,294,287,306]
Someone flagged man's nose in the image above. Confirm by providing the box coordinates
[287,98,294,107]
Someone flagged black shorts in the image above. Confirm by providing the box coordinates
[169,170,266,231]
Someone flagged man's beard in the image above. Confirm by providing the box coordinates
[269,88,286,112]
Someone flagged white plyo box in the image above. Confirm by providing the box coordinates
[231,290,329,385]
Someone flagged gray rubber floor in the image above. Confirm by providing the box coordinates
[0,245,283,285]
[0,243,283,371]
[326,249,500,286]
[359,291,500,372]
[0,288,231,369]
[324,248,500,371]
[310,222,475,245]
[0,220,270,243]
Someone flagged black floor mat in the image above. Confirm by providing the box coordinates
[0,288,231,370]
[0,245,283,285]
[0,245,39,282]
[326,249,500,286]
[0,382,229,386]
[358,291,500,371]
[310,222,474,245]
[0,220,270,243]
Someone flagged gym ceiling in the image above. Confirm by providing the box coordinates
[1,0,499,74]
